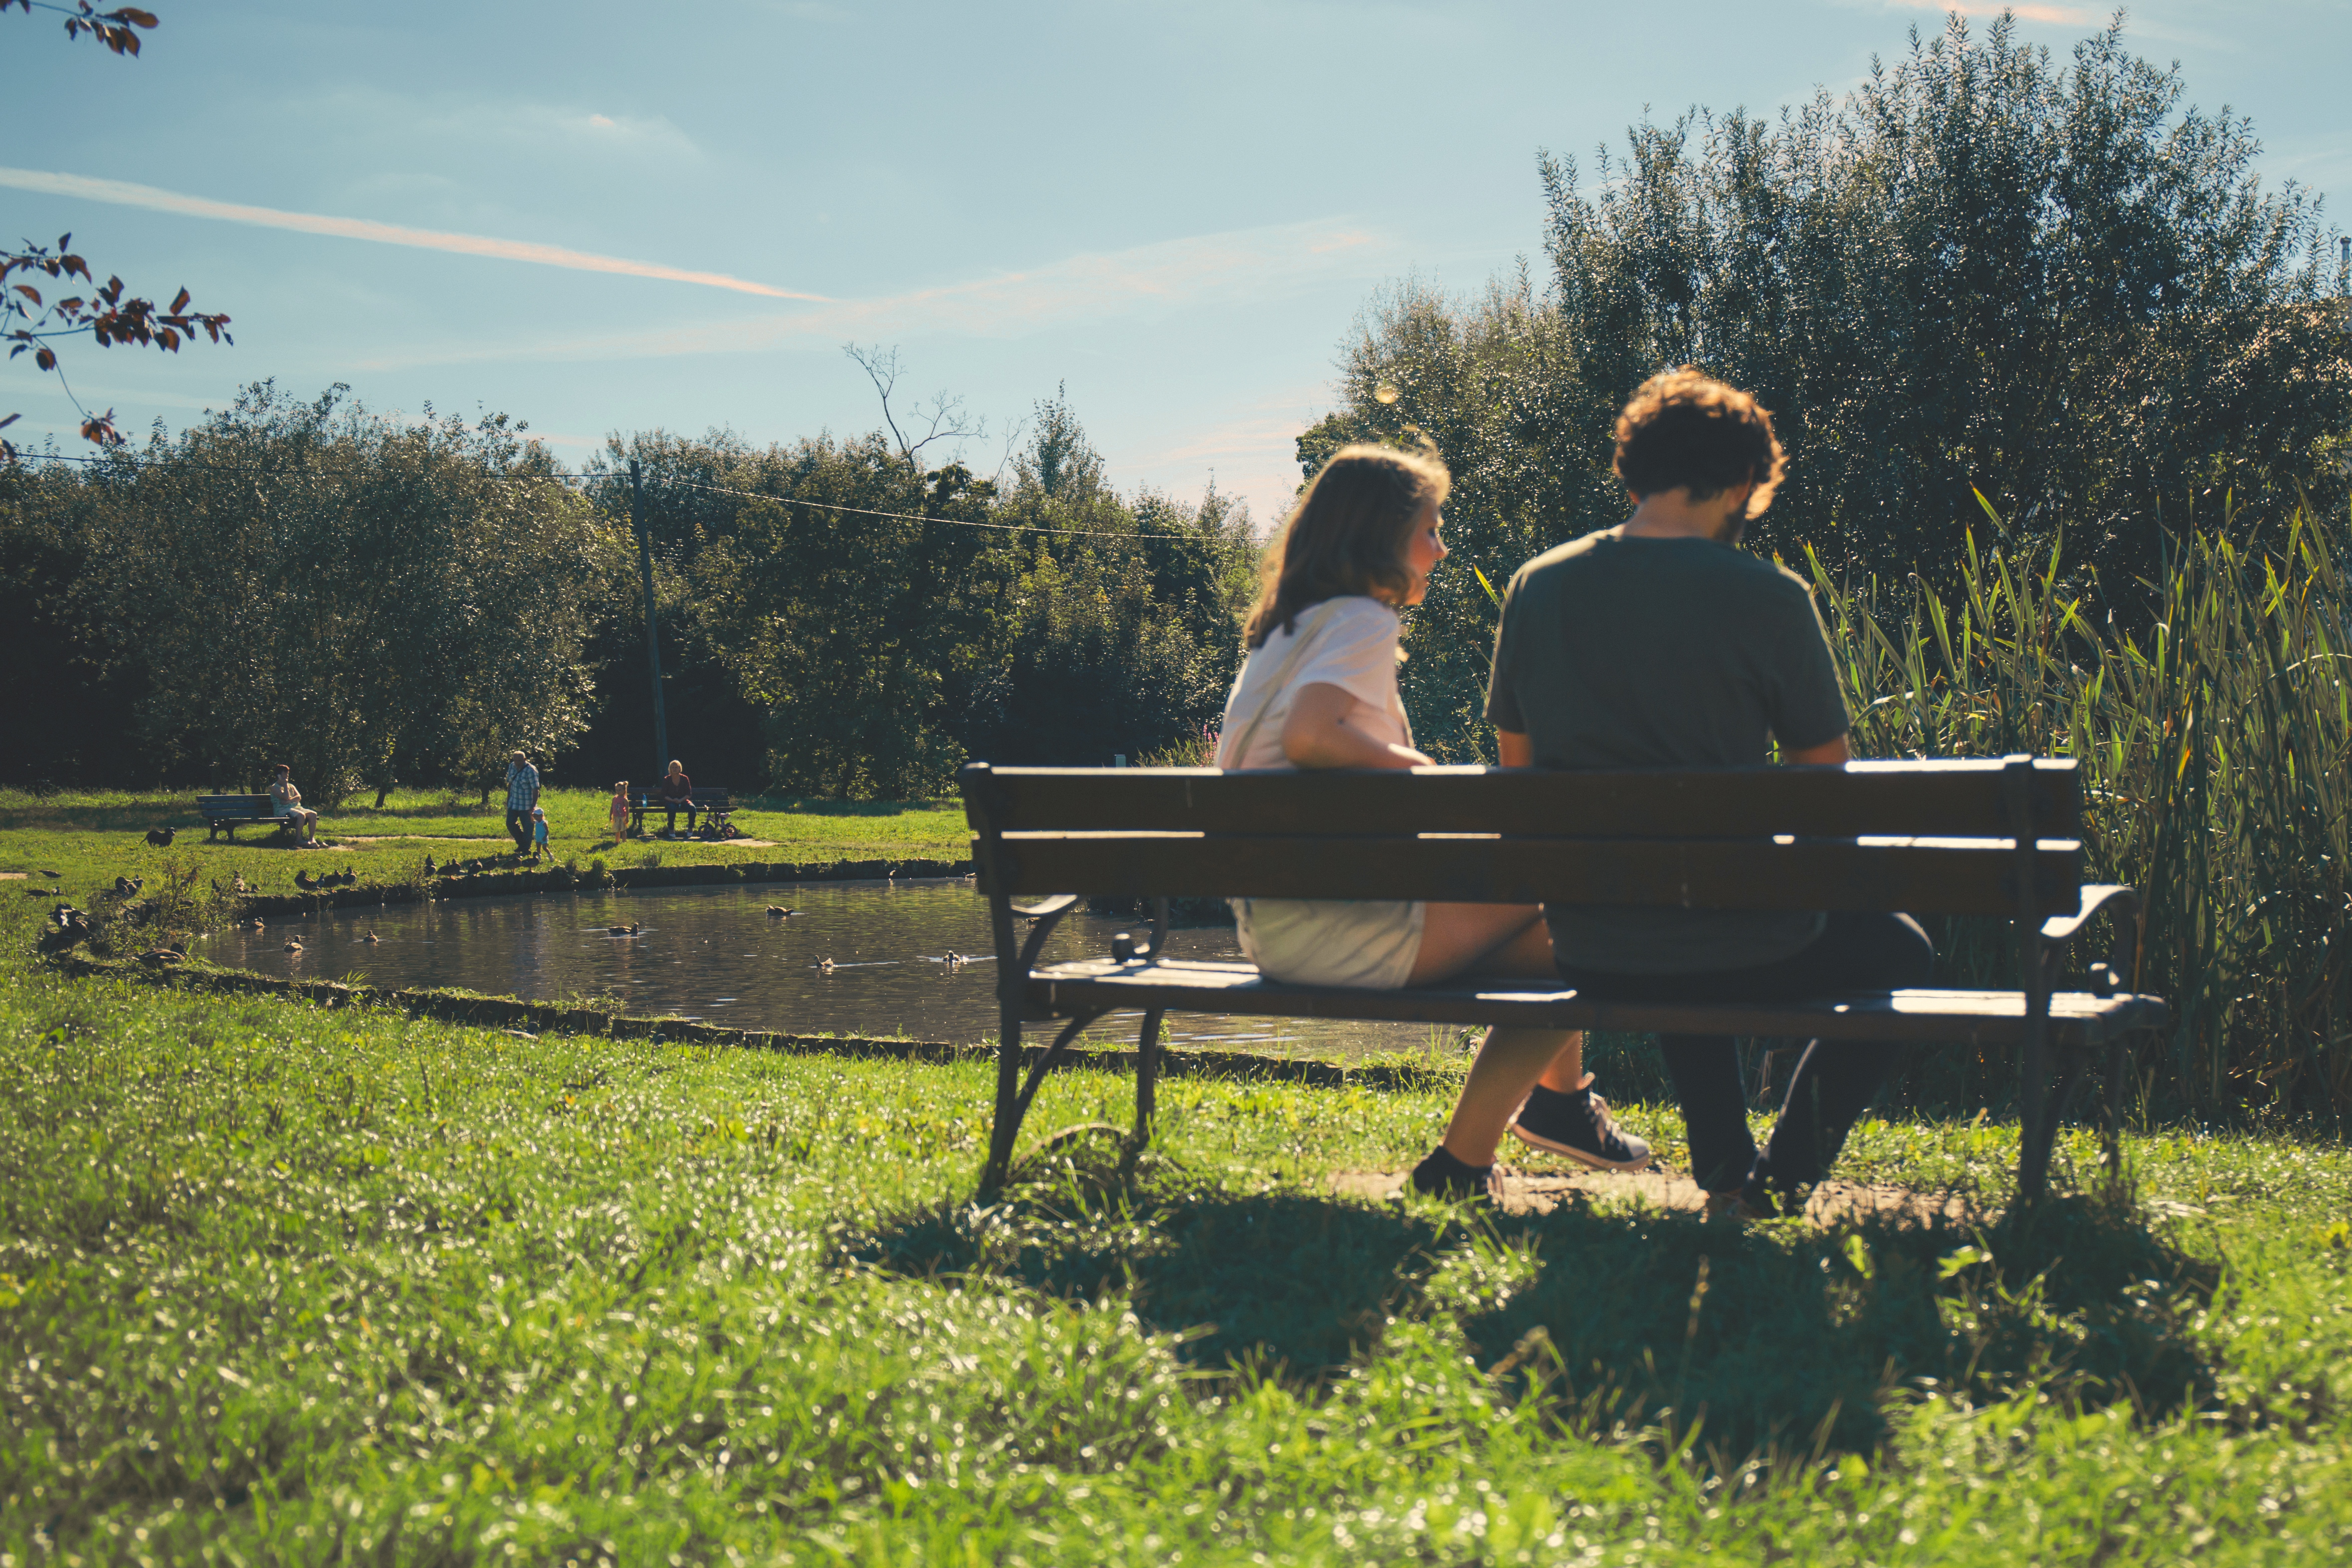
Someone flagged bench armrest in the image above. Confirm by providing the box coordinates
[2040,884,2137,949]
[1011,894,1081,974]
[1011,894,1080,921]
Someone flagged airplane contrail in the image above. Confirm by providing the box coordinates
[0,167,829,301]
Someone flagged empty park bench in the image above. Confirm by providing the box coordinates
[198,794,295,843]
[960,758,2167,1198]
[627,787,739,839]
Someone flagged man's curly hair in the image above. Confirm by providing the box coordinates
[1612,367,1787,519]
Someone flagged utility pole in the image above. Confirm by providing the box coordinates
[630,459,670,776]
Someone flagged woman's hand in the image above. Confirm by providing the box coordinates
[1281,682,1431,770]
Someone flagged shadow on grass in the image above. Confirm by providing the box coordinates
[849,1151,2229,1460]
[0,796,500,833]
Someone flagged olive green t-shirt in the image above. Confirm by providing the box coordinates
[1485,527,1850,974]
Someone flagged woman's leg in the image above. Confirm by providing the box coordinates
[1412,906,1585,1167]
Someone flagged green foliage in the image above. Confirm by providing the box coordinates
[0,383,623,803]
[1316,15,2352,763]
[603,393,1256,798]
[1815,493,2352,1121]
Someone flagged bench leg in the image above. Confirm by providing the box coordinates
[983,1008,1110,1189]
[1132,1007,1166,1147]
[2018,1056,2086,1204]
[983,1006,1026,1192]
[2097,1032,2138,1187]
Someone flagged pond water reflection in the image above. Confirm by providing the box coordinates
[198,878,1460,1059]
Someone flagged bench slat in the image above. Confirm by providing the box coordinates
[1024,959,2163,1048]
[990,832,2084,917]
[970,760,2080,840]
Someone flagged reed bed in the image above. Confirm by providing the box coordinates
[1809,498,2352,1123]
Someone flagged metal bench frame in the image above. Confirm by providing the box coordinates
[197,794,296,844]
[960,758,2166,1198]
[627,788,739,839]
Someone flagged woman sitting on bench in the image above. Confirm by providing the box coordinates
[1216,444,1647,1184]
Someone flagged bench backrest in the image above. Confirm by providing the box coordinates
[198,794,271,814]
[633,788,729,806]
[960,759,2085,920]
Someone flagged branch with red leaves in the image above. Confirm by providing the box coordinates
[2,3,205,463]
[0,0,158,55]
[2,234,231,461]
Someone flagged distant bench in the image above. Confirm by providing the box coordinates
[197,794,295,843]
[961,757,2168,1197]
[627,787,739,839]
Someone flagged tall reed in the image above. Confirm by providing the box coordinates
[1807,498,2352,1122]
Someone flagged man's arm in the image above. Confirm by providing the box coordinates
[1281,683,1432,770]
[1783,735,1850,767]
[1496,730,1534,769]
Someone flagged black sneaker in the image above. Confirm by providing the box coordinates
[1508,1081,1653,1171]
[1408,1146,1503,1205]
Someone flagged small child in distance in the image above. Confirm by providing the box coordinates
[531,805,551,862]
[608,781,631,841]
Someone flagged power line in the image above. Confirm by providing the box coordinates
[659,476,1194,541]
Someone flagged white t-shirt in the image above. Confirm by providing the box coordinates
[1216,596,1411,770]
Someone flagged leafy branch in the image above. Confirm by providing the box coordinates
[1,4,236,463]
[0,0,157,54]
[3,235,231,458]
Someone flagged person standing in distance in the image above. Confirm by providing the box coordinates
[504,750,540,855]
[1464,366,1934,1218]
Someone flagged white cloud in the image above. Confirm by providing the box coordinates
[0,166,826,300]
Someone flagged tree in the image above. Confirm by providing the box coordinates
[32,383,619,802]
[3,4,232,461]
[1315,12,2352,762]
[843,342,988,476]
[585,392,1257,797]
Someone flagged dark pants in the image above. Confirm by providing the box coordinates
[1558,912,1935,1199]
[506,807,532,852]
[662,801,698,835]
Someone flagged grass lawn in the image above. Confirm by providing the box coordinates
[0,788,971,903]
[2,876,2349,1564]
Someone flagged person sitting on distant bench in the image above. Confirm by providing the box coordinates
[268,764,320,846]
[658,761,697,837]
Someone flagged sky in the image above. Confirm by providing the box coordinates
[6,0,2349,526]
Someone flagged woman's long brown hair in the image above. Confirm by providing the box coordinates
[1243,444,1450,650]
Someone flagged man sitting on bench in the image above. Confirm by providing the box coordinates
[269,764,320,846]
[1419,366,1933,1218]
[657,760,698,837]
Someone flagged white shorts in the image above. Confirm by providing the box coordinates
[1232,897,1425,990]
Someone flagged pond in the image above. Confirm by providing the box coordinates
[197,878,1464,1060]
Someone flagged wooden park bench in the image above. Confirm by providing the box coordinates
[197,794,295,843]
[960,758,2167,1199]
[627,787,739,839]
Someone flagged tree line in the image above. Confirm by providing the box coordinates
[0,382,1256,802]
[5,15,2345,804]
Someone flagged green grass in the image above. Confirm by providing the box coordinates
[2,881,2349,1563]
[0,787,971,905]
